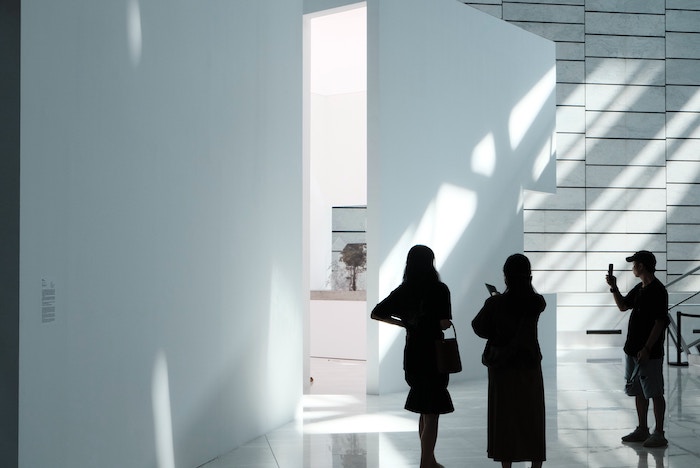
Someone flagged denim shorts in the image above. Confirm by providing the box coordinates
[625,354,664,398]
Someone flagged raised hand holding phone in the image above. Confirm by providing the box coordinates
[485,283,500,296]
[606,263,617,292]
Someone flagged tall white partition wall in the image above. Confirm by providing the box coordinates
[367,0,557,393]
[20,1,303,467]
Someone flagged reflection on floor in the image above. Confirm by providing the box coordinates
[203,350,700,467]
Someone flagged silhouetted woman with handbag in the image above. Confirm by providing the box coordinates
[472,253,546,468]
[371,245,453,468]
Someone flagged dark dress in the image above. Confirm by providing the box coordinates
[371,281,454,414]
[472,292,546,463]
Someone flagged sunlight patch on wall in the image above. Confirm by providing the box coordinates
[516,187,525,215]
[532,134,555,183]
[268,263,302,414]
[127,0,143,67]
[619,168,666,189]
[471,133,496,177]
[413,184,477,270]
[152,351,175,468]
[668,107,700,139]
[509,66,556,151]
[378,183,477,294]
[677,88,700,113]
[593,83,656,112]
[377,184,477,362]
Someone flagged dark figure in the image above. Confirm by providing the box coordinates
[472,253,546,468]
[606,250,669,447]
[371,245,453,468]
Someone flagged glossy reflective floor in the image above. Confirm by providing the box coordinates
[204,349,700,467]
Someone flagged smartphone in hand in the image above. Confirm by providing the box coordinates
[485,283,500,296]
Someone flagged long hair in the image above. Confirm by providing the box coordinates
[503,253,535,295]
[403,244,439,285]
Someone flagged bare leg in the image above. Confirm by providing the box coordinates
[500,462,512,468]
[635,395,650,430]
[532,461,543,468]
[652,395,666,433]
[419,414,440,468]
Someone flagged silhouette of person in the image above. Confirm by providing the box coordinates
[607,250,670,447]
[472,253,546,468]
[371,244,453,468]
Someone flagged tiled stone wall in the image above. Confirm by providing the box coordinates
[461,0,700,346]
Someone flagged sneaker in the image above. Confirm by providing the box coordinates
[622,427,650,443]
[643,431,668,447]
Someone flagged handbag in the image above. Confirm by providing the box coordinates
[435,323,462,374]
[481,341,518,368]
[481,317,523,369]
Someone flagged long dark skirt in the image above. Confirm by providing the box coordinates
[487,365,546,462]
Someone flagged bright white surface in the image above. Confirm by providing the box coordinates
[307,6,367,291]
[310,300,367,360]
[310,6,366,95]
[309,92,367,290]
[20,1,303,467]
[206,351,700,467]
[366,0,556,393]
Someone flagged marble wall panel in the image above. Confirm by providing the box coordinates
[525,187,585,210]
[586,58,665,85]
[667,10,700,32]
[585,12,665,36]
[586,188,666,211]
[666,85,700,112]
[586,210,668,234]
[586,138,665,166]
[586,0,664,15]
[586,35,665,59]
[586,165,666,189]
[586,84,665,112]
[586,110,666,139]
[504,3,583,23]
[557,132,586,160]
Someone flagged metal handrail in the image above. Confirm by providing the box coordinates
[666,265,700,290]
[666,266,700,365]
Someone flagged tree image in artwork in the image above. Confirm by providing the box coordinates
[339,243,367,291]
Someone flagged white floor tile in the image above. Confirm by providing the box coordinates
[204,352,700,467]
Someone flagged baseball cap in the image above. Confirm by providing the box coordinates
[626,250,656,272]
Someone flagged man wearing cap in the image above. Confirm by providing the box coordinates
[606,250,669,447]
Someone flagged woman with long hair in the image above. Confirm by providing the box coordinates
[371,245,453,468]
[472,253,547,468]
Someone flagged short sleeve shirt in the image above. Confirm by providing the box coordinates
[371,281,451,340]
[622,278,669,358]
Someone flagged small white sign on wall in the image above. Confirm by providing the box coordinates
[41,278,56,323]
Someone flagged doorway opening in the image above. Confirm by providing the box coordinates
[304,3,367,395]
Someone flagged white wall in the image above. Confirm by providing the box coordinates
[20,1,302,467]
[310,300,367,360]
[309,92,367,289]
[367,0,557,393]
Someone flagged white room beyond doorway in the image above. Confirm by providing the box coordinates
[305,3,367,395]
